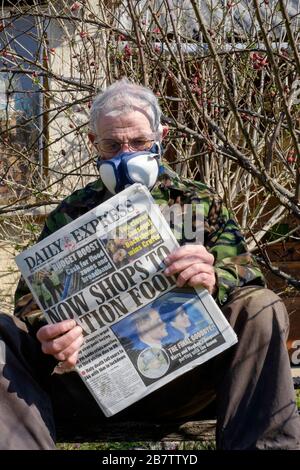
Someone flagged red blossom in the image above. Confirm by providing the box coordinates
[192,84,202,97]
[241,113,251,122]
[287,149,296,164]
[251,52,268,70]
[79,31,88,39]
[124,43,133,58]
[70,2,82,12]
[207,28,216,39]
[152,27,160,34]
[49,48,56,55]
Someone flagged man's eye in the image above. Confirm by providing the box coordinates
[105,141,119,150]
[132,140,148,147]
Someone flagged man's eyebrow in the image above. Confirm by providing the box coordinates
[132,135,153,140]
[103,135,154,141]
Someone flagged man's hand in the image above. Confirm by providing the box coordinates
[164,245,216,294]
[36,319,83,371]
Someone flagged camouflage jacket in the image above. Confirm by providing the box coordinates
[14,164,265,324]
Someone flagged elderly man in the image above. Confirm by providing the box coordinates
[11,79,300,450]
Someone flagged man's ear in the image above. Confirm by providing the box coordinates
[162,125,169,140]
[88,132,96,146]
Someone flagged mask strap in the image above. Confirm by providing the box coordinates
[96,155,102,170]
[157,141,164,156]
[150,141,163,158]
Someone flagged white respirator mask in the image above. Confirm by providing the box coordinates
[96,143,162,194]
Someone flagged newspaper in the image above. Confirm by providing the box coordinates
[16,183,237,417]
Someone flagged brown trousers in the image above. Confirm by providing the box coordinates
[1,286,300,449]
[0,314,55,450]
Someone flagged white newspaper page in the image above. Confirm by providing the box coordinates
[16,183,237,417]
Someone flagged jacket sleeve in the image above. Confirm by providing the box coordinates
[205,197,266,305]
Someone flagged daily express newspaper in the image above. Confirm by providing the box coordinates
[16,183,237,417]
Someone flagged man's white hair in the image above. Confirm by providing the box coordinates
[89,78,162,136]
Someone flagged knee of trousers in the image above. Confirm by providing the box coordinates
[226,287,290,341]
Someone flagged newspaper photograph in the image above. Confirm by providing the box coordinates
[16,183,237,417]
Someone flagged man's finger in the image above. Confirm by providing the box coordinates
[165,245,214,265]
[58,350,80,371]
[174,264,215,287]
[37,319,77,342]
[54,334,84,362]
[188,273,216,294]
[165,258,215,276]
[40,325,83,356]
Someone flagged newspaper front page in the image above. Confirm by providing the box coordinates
[16,183,237,417]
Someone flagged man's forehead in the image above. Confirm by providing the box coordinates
[98,107,153,131]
